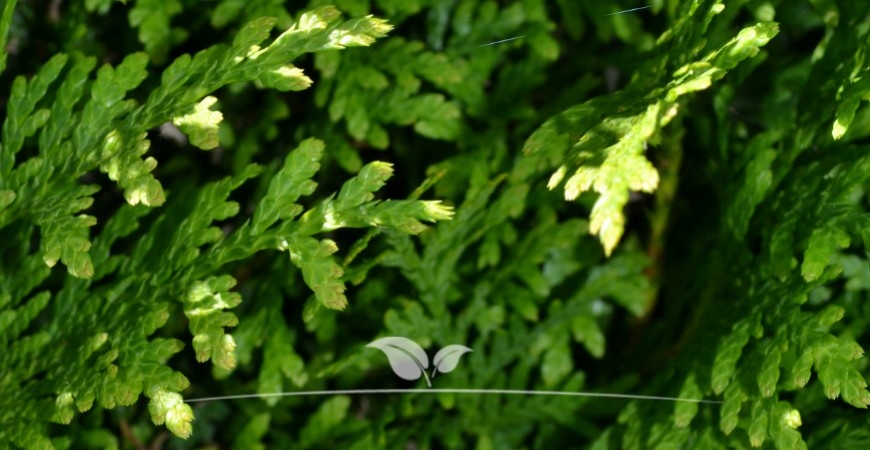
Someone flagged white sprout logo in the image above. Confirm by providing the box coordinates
[185,335,721,405]
[366,337,472,387]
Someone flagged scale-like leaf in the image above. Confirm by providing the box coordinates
[182,275,241,371]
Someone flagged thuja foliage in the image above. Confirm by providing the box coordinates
[2,0,870,448]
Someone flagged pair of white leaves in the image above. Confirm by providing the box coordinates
[367,337,472,387]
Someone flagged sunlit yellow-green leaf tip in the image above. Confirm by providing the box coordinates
[216,334,237,370]
[547,165,568,190]
[330,16,394,48]
[783,409,802,429]
[422,201,455,221]
[832,97,860,140]
[184,276,241,370]
[832,118,848,140]
[148,387,194,439]
[125,176,166,206]
[173,96,223,150]
[259,65,313,92]
[298,6,342,31]
[53,392,75,424]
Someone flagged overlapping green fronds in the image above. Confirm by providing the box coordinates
[525,0,778,256]
[4,0,870,448]
[0,5,457,446]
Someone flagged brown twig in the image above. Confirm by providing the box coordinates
[120,418,146,450]
[148,431,170,450]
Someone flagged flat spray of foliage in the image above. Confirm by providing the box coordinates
[1,0,870,448]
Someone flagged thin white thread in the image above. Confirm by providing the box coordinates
[473,35,526,48]
[185,388,721,404]
[604,6,652,16]
[470,5,652,50]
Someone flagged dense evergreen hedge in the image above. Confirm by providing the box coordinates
[2,1,870,448]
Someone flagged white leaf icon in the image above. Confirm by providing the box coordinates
[431,344,472,378]
[367,337,431,386]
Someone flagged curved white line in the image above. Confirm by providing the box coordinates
[185,388,721,404]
